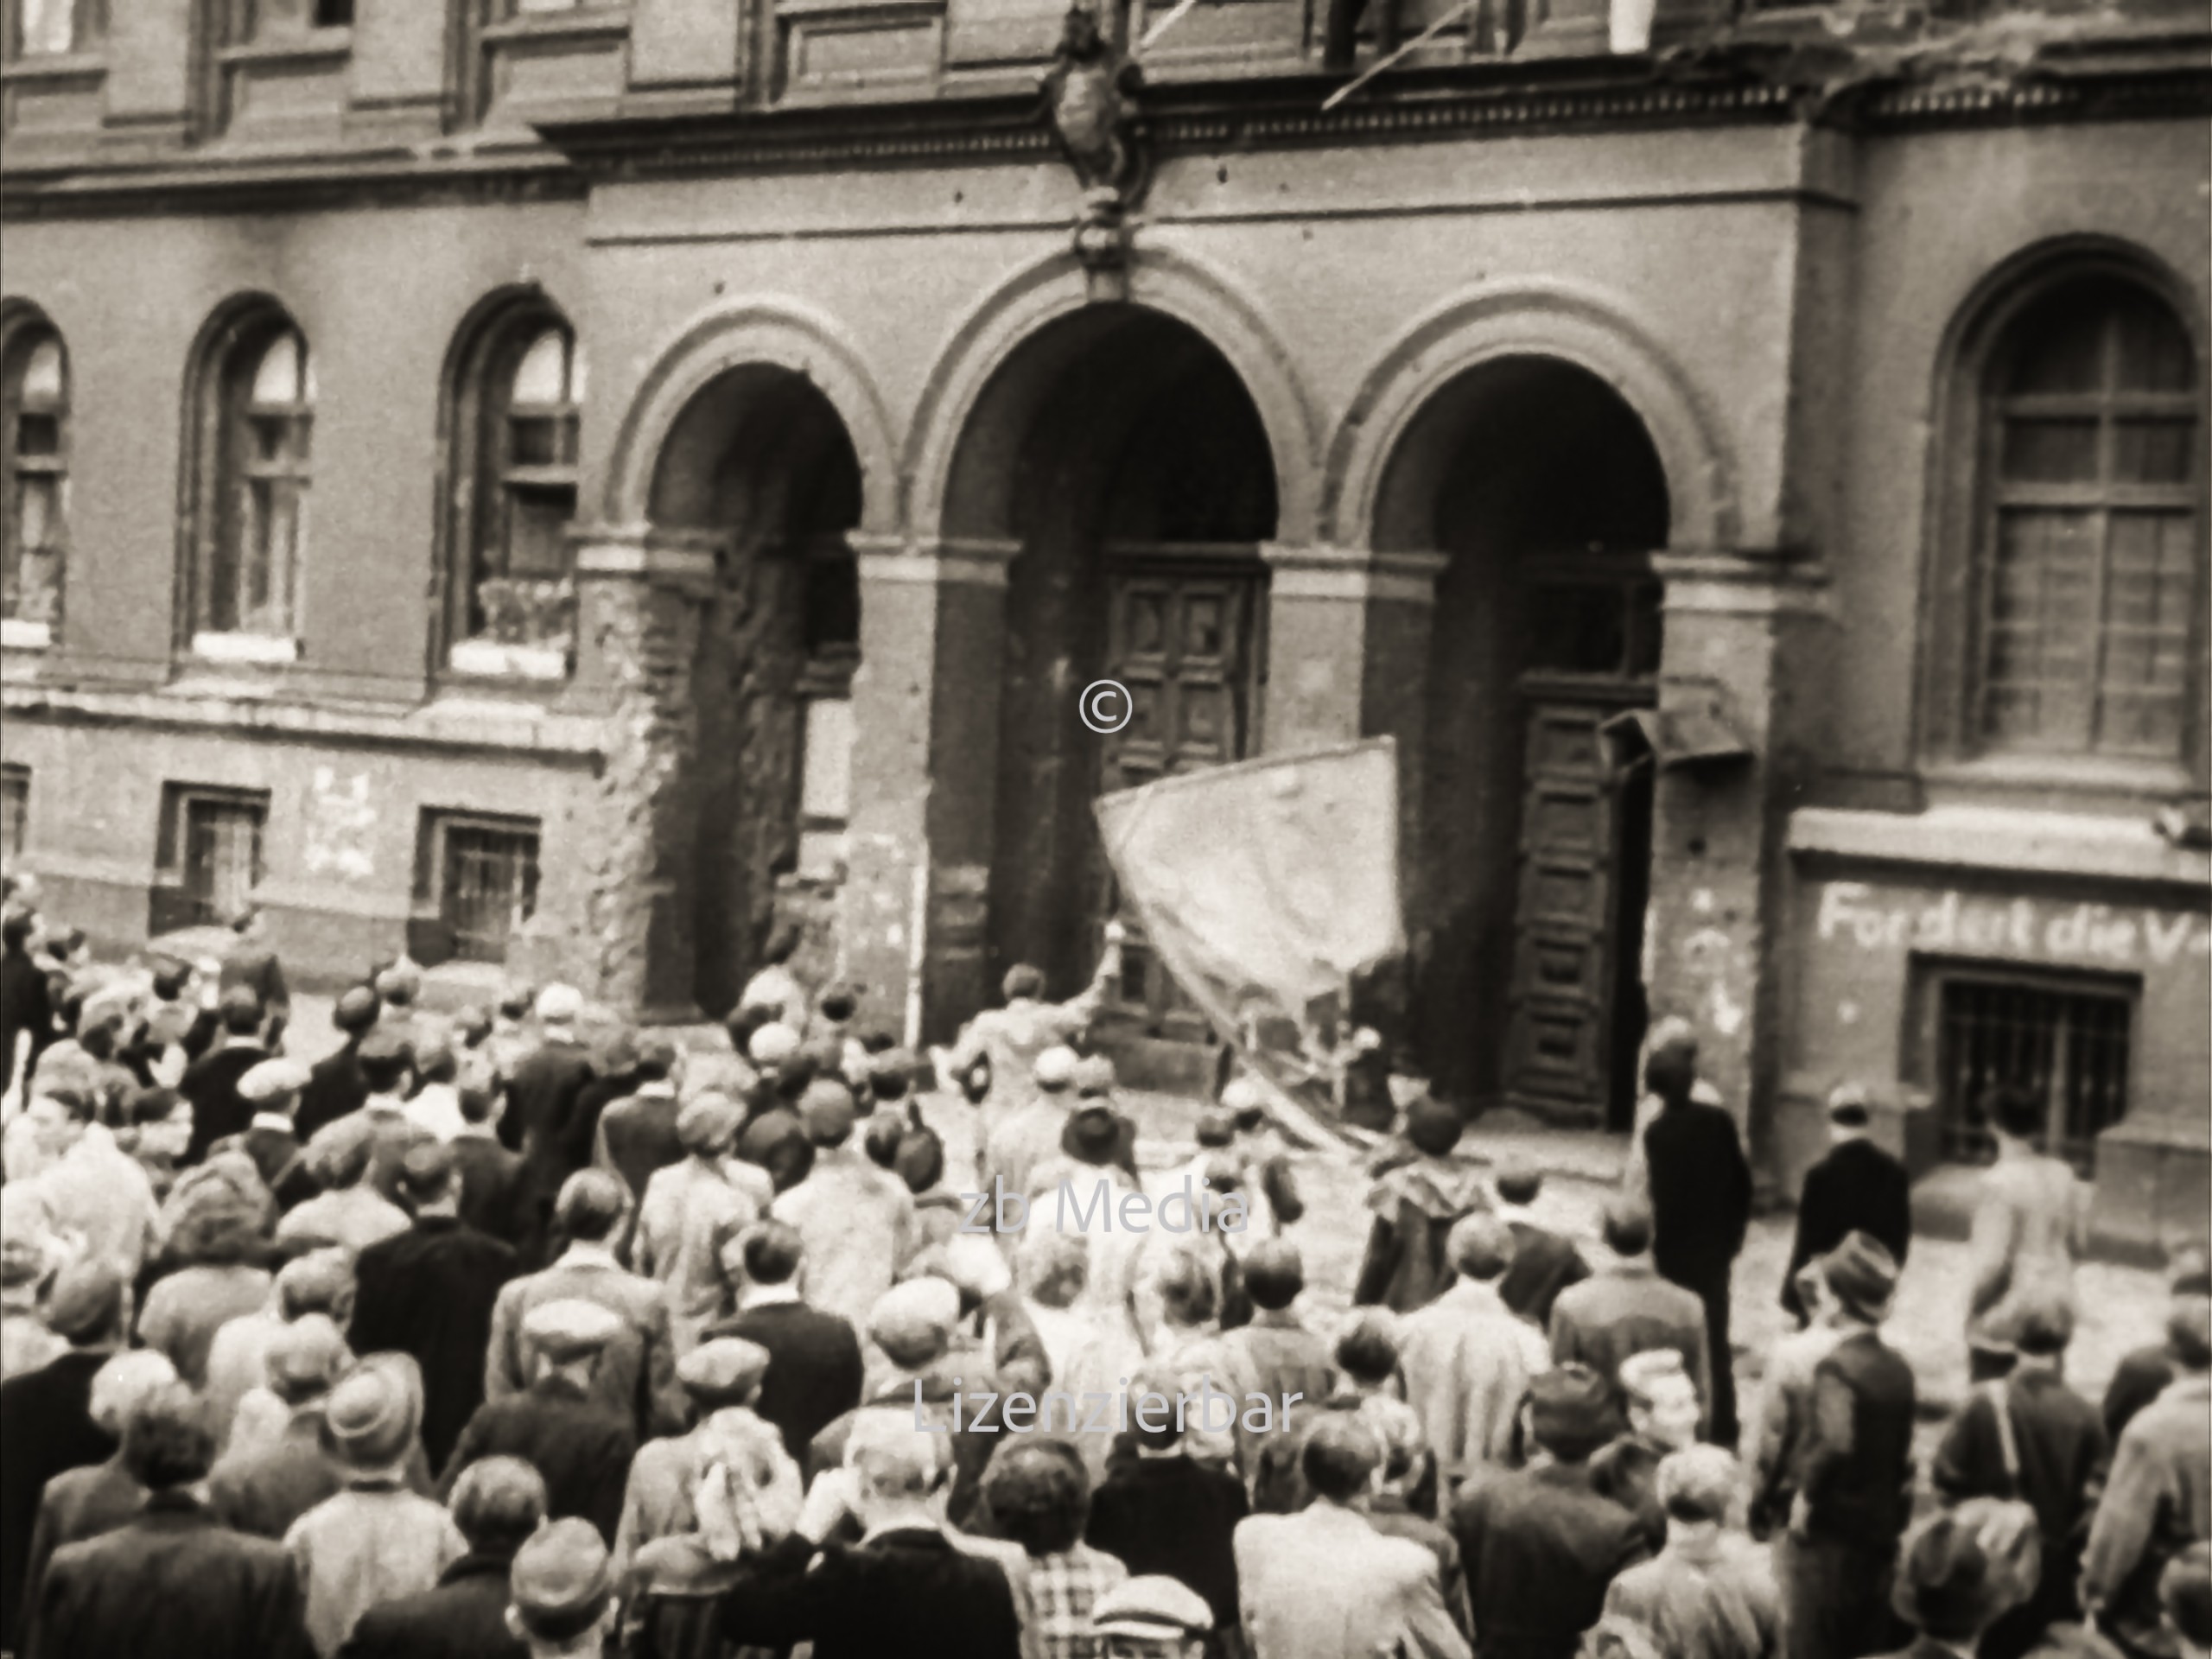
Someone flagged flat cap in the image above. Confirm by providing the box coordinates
[675,1337,772,1403]
[217,983,264,1025]
[372,962,422,1001]
[534,982,583,1024]
[397,1138,459,1199]
[238,1057,312,1104]
[46,1257,125,1342]
[356,1026,414,1068]
[799,1078,856,1145]
[675,1091,744,1156]
[1092,1575,1215,1639]
[1033,1046,1079,1090]
[868,1277,963,1365]
[511,1516,614,1628]
[523,1298,626,1363]
[747,1022,801,1066]
[1527,1363,1616,1459]
[265,1313,352,1399]
[333,985,382,1033]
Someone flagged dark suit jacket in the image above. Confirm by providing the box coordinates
[1086,1453,1249,1634]
[503,1040,595,1190]
[1643,1100,1752,1286]
[569,1065,641,1178]
[1782,1139,1912,1320]
[215,1123,316,1211]
[1796,1329,1916,1553]
[296,1042,367,1146]
[1498,1220,1591,1331]
[334,1549,525,1659]
[600,1092,685,1204]
[181,1043,273,1166]
[442,1376,636,1545]
[351,1217,518,1470]
[219,944,289,1029]
[709,1300,865,1465]
[1451,1460,1648,1659]
[449,1133,529,1248]
[714,1527,1022,1659]
[22,1492,315,1659]
[16,1459,144,1652]
[0,947,52,1096]
[2101,1343,2178,1444]
[0,1350,117,1643]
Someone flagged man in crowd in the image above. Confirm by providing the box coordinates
[1638,1027,1751,1446]
[593,1033,687,1204]
[770,1077,917,1330]
[350,1140,519,1470]
[1780,1083,1910,1327]
[504,984,597,1262]
[208,1314,355,1540]
[336,1457,543,1659]
[1491,1158,1588,1331]
[217,1057,318,1209]
[181,986,273,1166]
[297,986,378,1144]
[1548,1197,1710,1433]
[1399,1213,1551,1491]
[705,1217,864,1464]
[219,903,290,1050]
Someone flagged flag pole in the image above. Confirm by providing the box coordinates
[1321,0,1481,110]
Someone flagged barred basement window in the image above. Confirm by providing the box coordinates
[154,785,269,931]
[0,766,27,861]
[1928,963,2133,1174]
[419,813,540,965]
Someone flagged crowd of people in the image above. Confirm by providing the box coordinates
[0,887,2205,1659]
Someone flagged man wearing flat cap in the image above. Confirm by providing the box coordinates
[634,1089,767,1355]
[352,1027,431,1204]
[507,1516,620,1659]
[0,1258,130,1645]
[286,1354,467,1657]
[1781,1231,1915,1659]
[340,1457,545,1659]
[350,1139,519,1470]
[1450,1363,1648,1659]
[213,1057,317,1211]
[207,1314,355,1541]
[443,1297,638,1545]
[983,1043,1081,1200]
[181,984,274,1166]
[770,1077,918,1331]
[484,1168,683,1437]
[1095,1573,1214,1659]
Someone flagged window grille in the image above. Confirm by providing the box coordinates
[1931,965,2133,1174]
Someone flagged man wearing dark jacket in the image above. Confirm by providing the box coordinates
[180,986,271,1166]
[503,985,596,1264]
[0,907,52,1098]
[217,904,289,1053]
[1451,1363,1648,1659]
[2102,1249,2209,1443]
[296,986,379,1146]
[1783,1232,1916,1659]
[703,1221,862,1464]
[334,1456,543,1659]
[1782,1084,1911,1326]
[350,1142,519,1471]
[1639,1031,1751,1446]
[22,1381,315,1659]
[0,1261,129,1646]
[714,1421,1023,1659]
[1490,1160,1589,1331]
[1085,1371,1249,1639]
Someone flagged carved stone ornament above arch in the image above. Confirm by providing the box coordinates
[1323,277,1742,556]
[603,297,901,537]
[902,240,1324,548]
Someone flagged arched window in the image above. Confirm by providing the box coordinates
[0,319,67,642]
[188,308,313,652]
[446,302,582,677]
[1962,272,2202,763]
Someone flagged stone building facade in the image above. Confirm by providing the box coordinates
[1,0,2205,1243]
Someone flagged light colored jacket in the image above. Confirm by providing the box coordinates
[634,1157,766,1353]
[1235,1501,1471,1659]
[284,1479,465,1657]
[770,1150,918,1331]
[1398,1279,1550,1484]
[483,1244,684,1435]
[1967,1148,2088,1353]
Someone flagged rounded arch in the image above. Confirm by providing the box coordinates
[605,299,899,535]
[1325,278,1739,552]
[906,245,1321,544]
[1918,233,2209,767]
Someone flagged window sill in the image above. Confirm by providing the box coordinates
[1923,753,2196,799]
[1,620,53,652]
[448,639,569,682]
[480,7,630,46]
[216,29,353,67]
[0,52,106,82]
[191,631,299,666]
[1789,803,2211,888]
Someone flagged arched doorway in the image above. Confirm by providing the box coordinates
[942,305,1279,1050]
[1377,356,1669,1127]
[648,365,862,1016]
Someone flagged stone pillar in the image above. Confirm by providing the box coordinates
[1259,543,1447,894]
[839,535,1021,1047]
[1643,553,1831,1192]
[567,527,721,1023]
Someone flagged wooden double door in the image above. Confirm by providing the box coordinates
[1090,545,1267,1040]
[1500,561,1661,1128]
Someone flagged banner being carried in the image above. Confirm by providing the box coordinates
[1093,738,1404,1145]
